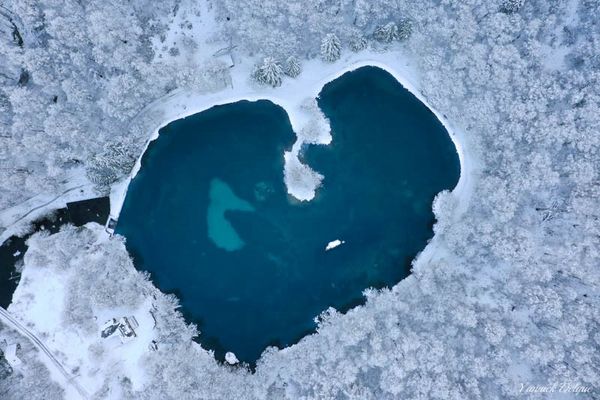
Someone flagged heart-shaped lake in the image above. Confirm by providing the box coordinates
[116,66,460,365]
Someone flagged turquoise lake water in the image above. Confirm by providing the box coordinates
[116,66,460,365]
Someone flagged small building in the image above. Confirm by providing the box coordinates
[100,316,139,343]
[100,318,120,338]
[105,217,118,235]
[118,316,139,342]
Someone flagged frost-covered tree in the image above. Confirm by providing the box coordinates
[252,57,283,87]
[373,20,412,43]
[284,56,301,78]
[298,98,331,144]
[86,140,139,190]
[320,34,341,62]
[349,35,368,52]
[397,18,413,41]
[500,0,525,13]
[20,225,150,334]
[0,324,64,400]
[0,0,211,211]
[373,22,399,43]
[176,59,232,91]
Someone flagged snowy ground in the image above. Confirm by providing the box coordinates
[8,228,157,398]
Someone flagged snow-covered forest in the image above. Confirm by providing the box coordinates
[0,0,230,208]
[0,321,64,399]
[1,0,599,399]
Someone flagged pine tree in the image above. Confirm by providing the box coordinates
[320,34,341,63]
[500,0,524,13]
[86,140,138,189]
[373,22,398,43]
[397,19,413,41]
[350,35,368,52]
[253,57,283,87]
[374,20,412,43]
[284,56,301,78]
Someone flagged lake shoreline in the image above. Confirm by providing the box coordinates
[115,66,461,364]
[110,51,472,223]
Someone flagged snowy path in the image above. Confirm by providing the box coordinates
[1,185,85,227]
[0,176,97,245]
[0,307,89,399]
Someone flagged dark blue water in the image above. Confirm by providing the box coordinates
[116,66,460,365]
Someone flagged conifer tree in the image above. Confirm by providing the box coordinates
[253,57,283,87]
[374,22,398,43]
[320,34,341,62]
[350,35,368,52]
[284,56,301,78]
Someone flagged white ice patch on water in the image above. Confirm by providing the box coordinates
[325,239,345,251]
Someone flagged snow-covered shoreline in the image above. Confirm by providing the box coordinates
[0,50,472,245]
[110,50,473,221]
[2,51,475,400]
[2,0,598,397]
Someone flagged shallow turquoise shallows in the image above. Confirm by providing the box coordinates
[116,66,460,365]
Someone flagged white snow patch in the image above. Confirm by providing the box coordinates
[283,152,324,201]
[225,351,239,365]
[325,239,345,251]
